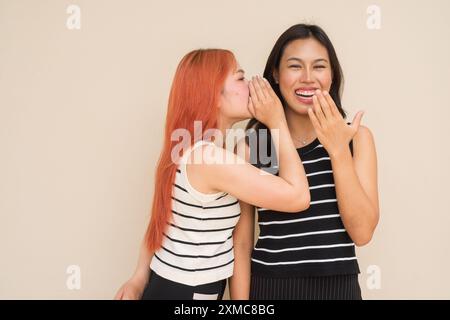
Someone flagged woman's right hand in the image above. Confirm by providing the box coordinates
[114,276,147,300]
[248,76,285,128]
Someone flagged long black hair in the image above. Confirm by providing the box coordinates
[245,24,346,170]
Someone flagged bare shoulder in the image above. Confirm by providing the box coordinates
[189,142,246,169]
[353,125,375,148]
[352,125,377,161]
[186,143,237,194]
[355,125,374,140]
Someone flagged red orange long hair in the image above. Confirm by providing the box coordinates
[145,49,237,252]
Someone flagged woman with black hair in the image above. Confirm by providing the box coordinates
[230,24,379,300]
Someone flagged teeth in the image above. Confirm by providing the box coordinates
[295,90,315,97]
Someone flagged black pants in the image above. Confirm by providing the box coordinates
[141,270,227,300]
[250,274,362,300]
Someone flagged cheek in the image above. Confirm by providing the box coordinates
[242,86,249,98]
[280,71,297,85]
[317,72,333,90]
[224,85,248,109]
[279,73,296,94]
[279,72,298,96]
[235,84,249,100]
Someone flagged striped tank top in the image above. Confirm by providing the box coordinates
[150,140,241,286]
[251,138,360,277]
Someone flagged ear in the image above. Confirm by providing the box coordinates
[272,69,279,84]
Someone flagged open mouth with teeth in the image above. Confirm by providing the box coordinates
[295,90,316,98]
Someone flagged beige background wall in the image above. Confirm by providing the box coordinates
[1,0,449,299]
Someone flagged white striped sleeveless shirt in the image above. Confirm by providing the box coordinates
[150,140,241,286]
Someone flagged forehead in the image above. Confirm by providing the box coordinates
[234,62,243,71]
[281,38,329,61]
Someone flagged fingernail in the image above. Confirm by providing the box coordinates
[315,89,321,95]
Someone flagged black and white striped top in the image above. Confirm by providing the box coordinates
[150,140,241,286]
[251,138,360,277]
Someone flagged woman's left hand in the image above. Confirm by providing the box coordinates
[307,90,364,157]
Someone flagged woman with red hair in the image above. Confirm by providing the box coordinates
[114,49,310,300]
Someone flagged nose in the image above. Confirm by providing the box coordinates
[299,67,314,83]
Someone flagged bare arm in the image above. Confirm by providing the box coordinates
[308,90,379,246]
[330,125,379,246]
[200,77,310,212]
[114,235,153,299]
[229,139,255,300]
[229,200,255,299]
[133,237,154,285]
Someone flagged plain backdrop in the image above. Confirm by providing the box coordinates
[1,0,449,299]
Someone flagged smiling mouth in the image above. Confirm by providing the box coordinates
[295,90,316,98]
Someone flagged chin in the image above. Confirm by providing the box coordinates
[234,113,252,123]
[286,102,312,116]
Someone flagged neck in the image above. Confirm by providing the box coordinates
[216,116,234,149]
[284,107,316,145]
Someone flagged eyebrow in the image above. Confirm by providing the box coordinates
[235,69,245,74]
[286,57,329,64]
